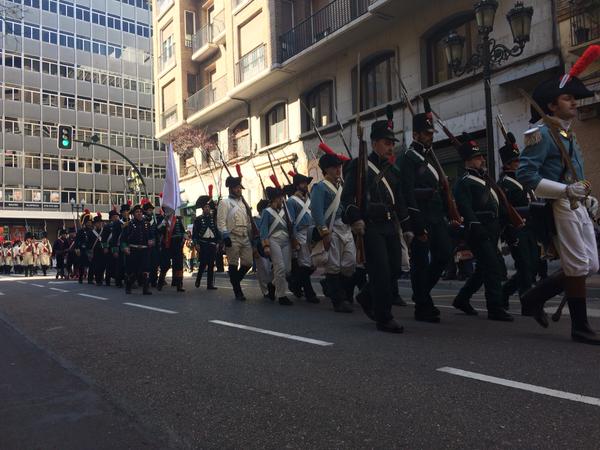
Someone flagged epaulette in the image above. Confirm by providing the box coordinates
[523,126,542,147]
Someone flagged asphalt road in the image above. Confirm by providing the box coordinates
[1,270,600,449]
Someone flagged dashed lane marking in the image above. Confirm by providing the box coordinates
[123,302,178,314]
[31,283,44,288]
[437,367,600,407]
[78,293,108,300]
[50,287,70,293]
[210,320,334,346]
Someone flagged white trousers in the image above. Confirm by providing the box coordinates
[225,232,253,268]
[553,198,599,277]
[326,219,356,277]
[296,226,313,268]
[255,256,272,295]
[269,232,292,298]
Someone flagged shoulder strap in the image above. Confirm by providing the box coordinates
[368,161,395,204]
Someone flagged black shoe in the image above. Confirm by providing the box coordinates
[452,299,478,316]
[278,296,293,306]
[568,298,600,345]
[356,291,375,321]
[391,295,407,307]
[305,295,320,304]
[177,286,186,292]
[207,286,218,290]
[376,319,404,334]
[488,309,514,322]
[267,283,276,301]
[414,308,441,323]
[333,300,353,313]
[571,325,600,345]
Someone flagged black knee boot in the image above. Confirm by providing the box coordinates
[301,267,318,303]
[207,264,217,290]
[229,266,243,300]
[521,270,565,328]
[568,298,600,345]
[236,265,251,301]
[143,273,152,295]
[125,275,133,294]
[195,264,205,288]
[157,270,166,291]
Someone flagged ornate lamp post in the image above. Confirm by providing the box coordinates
[444,0,533,177]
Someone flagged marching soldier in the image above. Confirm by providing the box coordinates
[260,186,293,306]
[89,213,105,285]
[311,150,355,313]
[452,134,513,321]
[116,202,132,287]
[517,55,600,344]
[75,210,94,284]
[13,240,23,274]
[143,200,160,287]
[101,209,121,286]
[193,192,220,290]
[254,199,275,300]
[216,175,254,301]
[52,229,68,279]
[498,135,539,308]
[286,171,318,304]
[20,233,36,277]
[65,228,77,279]
[4,242,13,274]
[342,119,411,333]
[121,204,153,295]
[38,232,52,276]
[156,211,186,292]
[398,107,454,323]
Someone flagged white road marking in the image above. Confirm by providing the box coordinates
[48,281,78,284]
[210,320,334,346]
[123,302,178,314]
[17,281,27,285]
[44,326,64,332]
[0,292,4,296]
[437,367,600,407]
[78,293,108,300]
[50,287,70,293]
[31,283,44,288]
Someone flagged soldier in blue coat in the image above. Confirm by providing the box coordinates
[517,71,600,344]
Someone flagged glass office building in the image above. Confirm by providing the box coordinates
[0,0,164,240]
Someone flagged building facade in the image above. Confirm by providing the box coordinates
[152,0,574,216]
[0,0,164,240]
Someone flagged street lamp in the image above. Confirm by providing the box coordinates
[444,1,533,178]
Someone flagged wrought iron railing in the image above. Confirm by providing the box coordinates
[235,44,267,84]
[186,76,227,114]
[191,10,225,53]
[570,0,600,46]
[279,0,375,62]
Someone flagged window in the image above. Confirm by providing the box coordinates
[24,89,41,105]
[24,23,40,40]
[25,153,42,169]
[42,28,58,45]
[4,118,21,135]
[230,120,250,158]
[5,187,24,202]
[43,190,60,202]
[23,119,42,136]
[93,100,108,114]
[24,189,42,202]
[264,103,287,146]
[42,60,58,75]
[42,0,57,12]
[61,94,76,110]
[42,122,58,138]
[61,157,77,172]
[43,156,59,170]
[427,15,478,86]
[60,63,75,78]
[303,81,333,131]
[42,91,59,107]
[24,56,40,72]
[5,54,22,68]
[184,11,195,47]
[4,150,23,168]
[92,9,106,26]
[354,52,397,112]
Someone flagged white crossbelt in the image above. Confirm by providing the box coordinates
[290,196,311,226]
[322,180,342,230]
[368,161,395,204]
[226,198,245,225]
[466,174,499,204]
[266,207,286,237]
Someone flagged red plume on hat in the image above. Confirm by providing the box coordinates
[127,199,132,205]
[159,192,163,198]
[288,170,297,177]
[269,174,281,188]
[84,208,90,214]
[208,184,213,197]
[96,211,101,217]
[560,45,600,88]
[236,164,242,178]
[318,142,351,162]
[141,198,148,205]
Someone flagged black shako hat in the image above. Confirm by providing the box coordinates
[318,153,344,170]
[265,186,284,201]
[290,172,313,187]
[92,213,103,223]
[499,132,520,166]
[225,176,243,189]
[413,98,436,133]
[370,120,398,142]
[131,204,143,213]
[120,203,131,212]
[256,199,270,214]
[458,132,485,161]
[108,209,120,218]
[196,195,211,209]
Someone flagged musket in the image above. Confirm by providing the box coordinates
[427,103,524,229]
[299,100,325,161]
[518,88,583,210]
[496,114,513,147]
[267,148,291,185]
[332,104,353,158]
[266,155,299,250]
[249,150,267,199]
[354,53,366,264]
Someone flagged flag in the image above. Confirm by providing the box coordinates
[162,142,181,213]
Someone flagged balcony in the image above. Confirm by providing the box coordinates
[160,105,178,130]
[235,44,267,85]
[186,76,228,115]
[279,0,375,63]
[570,1,600,47]
[156,0,174,19]
[191,11,225,62]
[158,43,176,74]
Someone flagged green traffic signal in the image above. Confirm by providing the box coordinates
[57,125,73,150]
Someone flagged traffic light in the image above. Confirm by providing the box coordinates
[58,125,73,150]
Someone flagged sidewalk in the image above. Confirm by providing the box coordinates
[0,318,160,450]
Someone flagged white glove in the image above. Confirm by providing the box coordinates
[351,220,366,236]
[403,231,415,246]
[566,181,591,201]
[534,179,567,199]
[585,196,599,219]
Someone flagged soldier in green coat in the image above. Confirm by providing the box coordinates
[452,133,513,322]
[498,134,539,309]
[397,110,453,323]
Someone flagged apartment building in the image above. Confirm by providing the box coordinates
[153,0,563,215]
[0,0,164,240]
[556,0,600,189]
